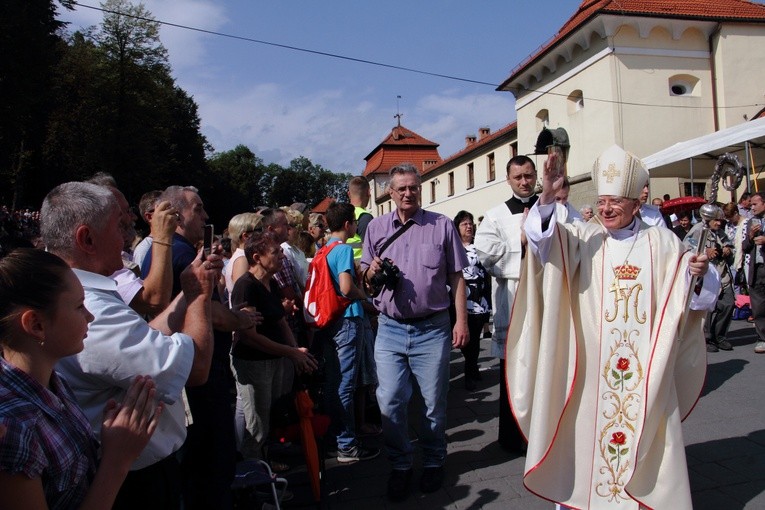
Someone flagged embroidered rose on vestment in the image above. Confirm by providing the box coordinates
[610,432,626,445]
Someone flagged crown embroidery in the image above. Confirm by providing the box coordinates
[613,263,640,280]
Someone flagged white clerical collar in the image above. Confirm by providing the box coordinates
[513,192,534,203]
[607,218,639,241]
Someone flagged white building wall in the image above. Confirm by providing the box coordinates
[714,24,765,128]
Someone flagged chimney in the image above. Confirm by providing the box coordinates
[465,135,477,146]
[479,126,491,139]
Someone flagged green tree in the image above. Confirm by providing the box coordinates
[95,0,172,187]
[202,145,267,226]
[97,0,168,71]
[42,32,112,189]
[0,0,71,207]
[42,0,209,203]
[267,156,352,208]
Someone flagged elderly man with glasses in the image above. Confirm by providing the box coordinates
[361,164,468,502]
[509,145,719,509]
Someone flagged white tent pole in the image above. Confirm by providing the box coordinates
[690,157,694,195]
[746,140,752,193]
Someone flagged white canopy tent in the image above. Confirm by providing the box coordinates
[643,117,765,190]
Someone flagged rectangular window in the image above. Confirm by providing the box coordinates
[430,181,436,203]
[510,142,517,157]
[467,163,475,189]
[487,154,495,182]
[683,182,706,198]
[448,172,455,196]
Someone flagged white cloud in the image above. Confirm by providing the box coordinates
[57,2,518,175]
[413,92,516,158]
[199,84,516,174]
[199,84,389,173]
[58,0,227,71]
[145,0,227,70]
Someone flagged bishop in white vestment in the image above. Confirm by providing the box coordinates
[509,145,719,509]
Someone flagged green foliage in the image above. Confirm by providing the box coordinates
[2,0,210,207]
[201,148,352,228]
[266,156,351,207]
[0,0,350,224]
[97,0,168,72]
[0,0,69,208]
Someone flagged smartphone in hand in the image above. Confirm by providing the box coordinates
[203,224,214,259]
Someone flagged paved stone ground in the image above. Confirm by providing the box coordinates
[276,318,765,509]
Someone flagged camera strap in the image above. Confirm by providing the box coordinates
[376,220,415,258]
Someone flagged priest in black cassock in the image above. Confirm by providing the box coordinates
[475,155,573,453]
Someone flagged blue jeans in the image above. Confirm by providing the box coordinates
[374,311,451,470]
[324,316,363,451]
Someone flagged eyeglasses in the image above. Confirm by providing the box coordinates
[392,185,421,194]
[595,197,633,209]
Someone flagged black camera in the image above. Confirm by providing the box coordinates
[369,258,400,297]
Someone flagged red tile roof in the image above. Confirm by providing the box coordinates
[363,124,442,177]
[310,197,335,214]
[499,0,765,90]
[421,122,518,177]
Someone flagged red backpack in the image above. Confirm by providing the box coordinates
[303,241,352,329]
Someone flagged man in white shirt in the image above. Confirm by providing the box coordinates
[555,177,584,223]
[132,190,163,269]
[41,181,220,510]
[638,183,668,227]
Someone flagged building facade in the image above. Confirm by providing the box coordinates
[498,0,765,204]
[361,0,765,218]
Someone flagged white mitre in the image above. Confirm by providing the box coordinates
[592,144,649,199]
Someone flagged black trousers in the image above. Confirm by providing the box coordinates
[180,356,237,510]
[114,454,182,510]
[749,263,765,341]
[498,358,527,453]
[461,313,488,379]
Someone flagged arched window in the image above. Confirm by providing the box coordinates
[668,74,700,97]
[568,90,584,114]
[536,109,549,131]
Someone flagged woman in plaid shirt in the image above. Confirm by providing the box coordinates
[0,248,162,509]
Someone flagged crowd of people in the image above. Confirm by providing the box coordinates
[0,206,41,248]
[0,146,757,508]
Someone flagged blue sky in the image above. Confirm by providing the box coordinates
[59,1,583,173]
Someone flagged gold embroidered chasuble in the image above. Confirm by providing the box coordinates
[507,221,706,509]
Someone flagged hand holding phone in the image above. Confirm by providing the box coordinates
[203,224,214,260]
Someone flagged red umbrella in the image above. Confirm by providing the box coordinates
[295,389,322,502]
[660,196,707,216]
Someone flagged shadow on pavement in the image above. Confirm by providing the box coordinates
[687,429,765,510]
[701,358,748,397]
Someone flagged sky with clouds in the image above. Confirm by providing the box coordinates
[58,0,583,174]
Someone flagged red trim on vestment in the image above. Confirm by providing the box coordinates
[505,261,528,443]
[520,225,580,498]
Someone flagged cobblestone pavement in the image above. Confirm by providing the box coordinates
[278,318,765,509]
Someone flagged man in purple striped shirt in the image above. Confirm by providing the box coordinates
[361,164,469,502]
